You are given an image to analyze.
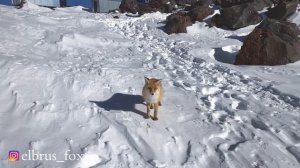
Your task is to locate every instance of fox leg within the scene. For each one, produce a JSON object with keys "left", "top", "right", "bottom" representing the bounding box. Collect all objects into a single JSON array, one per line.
[
  {"left": 153, "top": 103, "right": 158, "bottom": 121},
  {"left": 145, "top": 103, "right": 150, "bottom": 119},
  {"left": 150, "top": 104, "right": 154, "bottom": 109}
]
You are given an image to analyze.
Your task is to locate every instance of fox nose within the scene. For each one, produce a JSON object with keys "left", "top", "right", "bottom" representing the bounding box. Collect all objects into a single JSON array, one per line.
[{"left": 151, "top": 93, "right": 154, "bottom": 95}]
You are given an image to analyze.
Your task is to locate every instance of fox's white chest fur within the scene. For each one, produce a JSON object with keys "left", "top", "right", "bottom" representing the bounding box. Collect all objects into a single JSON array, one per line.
[{"left": 143, "top": 88, "right": 160, "bottom": 103}]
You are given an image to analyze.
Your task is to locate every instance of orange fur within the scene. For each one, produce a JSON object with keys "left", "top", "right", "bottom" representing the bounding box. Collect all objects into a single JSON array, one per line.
[{"left": 142, "top": 77, "right": 164, "bottom": 120}]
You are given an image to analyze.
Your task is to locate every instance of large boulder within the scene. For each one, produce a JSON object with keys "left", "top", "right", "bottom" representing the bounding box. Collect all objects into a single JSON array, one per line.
[
  {"left": 251, "top": 0, "right": 274, "bottom": 10},
  {"left": 193, "top": 0, "right": 213, "bottom": 6},
  {"left": 218, "top": 0, "right": 274, "bottom": 11},
  {"left": 148, "top": 0, "right": 177, "bottom": 13},
  {"left": 266, "top": 0, "right": 299, "bottom": 20},
  {"left": 119, "top": 0, "right": 139, "bottom": 14},
  {"left": 211, "top": 3, "right": 262, "bottom": 30},
  {"left": 185, "top": 0, "right": 214, "bottom": 10},
  {"left": 220, "top": 0, "right": 254, "bottom": 8},
  {"left": 137, "top": 3, "right": 155, "bottom": 15},
  {"left": 120, "top": 0, "right": 177, "bottom": 15},
  {"left": 235, "top": 19, "right": 300, "bottom": 65},
  {"left": 165, "top": 12, "right": 193, "bottom": 34},
  {"left": 175, "top": 0, "right": 198, "bottom": 6},
  {"left": 188, "top": 5, "right": 214, "bottom": 22},
  {"left": 214, "top": 0, "right": 221, "bottom": 5}
]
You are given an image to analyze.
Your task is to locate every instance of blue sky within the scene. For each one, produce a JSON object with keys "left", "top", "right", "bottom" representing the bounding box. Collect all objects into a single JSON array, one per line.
[{"left": 0, "top": 0, "right": 91, "bottom": 8}]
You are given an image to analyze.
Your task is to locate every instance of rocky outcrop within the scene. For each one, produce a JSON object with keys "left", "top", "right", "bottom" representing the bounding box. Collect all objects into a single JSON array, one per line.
[
  {"left": 165, "top": 0, "right": 214, "bottom": 34},
  {"left": 218, "top": 0, "right": 274, "bottom": 11},
  {"left": 187, "top": 4, "right": 214, "bottom": 22},
  {"left": 211, "top": 3, "right": 262, "bottom": 30},
  {"left": 165, "top": 12, "right": 193, "bottom": 34},
  {"left": 251, "top": 0, "right": 274, "bottom": 10},
  {"left": 220, "top": 0, "right": 254, "bottom": 8},
  {"left": 148, "top": 0, "right": 177, "bottom": 13},
  {"left": 266, "top": 0, "right": 299, "bottom": 20},
  {"left": 214, "top": 0, "right": 221, "bottom": 5},
  {"left": 175, "top": 0, "right": 198, "bottom": 6},
  {"left": 119, "top": 0, "right": 139, "bottom": 14},
  {"left": 235, "top": 19, "right": 300, "bottom": 65},
  {"left": 193, "top": 0, "right": 214, "bottom": 6},
  {"left": 120, "top": 0, "right": 177, "bottom": 15}
]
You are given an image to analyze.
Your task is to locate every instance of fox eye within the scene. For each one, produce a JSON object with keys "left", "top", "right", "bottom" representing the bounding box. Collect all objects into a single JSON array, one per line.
[{"left": 148, "top": 87, "right": 151, "bottom": 90}]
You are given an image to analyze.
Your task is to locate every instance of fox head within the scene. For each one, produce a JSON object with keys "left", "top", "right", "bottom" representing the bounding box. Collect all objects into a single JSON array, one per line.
[{"left": 144, "top": 77, "right": 162, "bottom": 96}]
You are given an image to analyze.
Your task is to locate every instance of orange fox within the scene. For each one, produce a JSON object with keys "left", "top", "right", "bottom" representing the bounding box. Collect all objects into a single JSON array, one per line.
[{"left": 142, "top": 77, "right": 164, "bottom": 120}]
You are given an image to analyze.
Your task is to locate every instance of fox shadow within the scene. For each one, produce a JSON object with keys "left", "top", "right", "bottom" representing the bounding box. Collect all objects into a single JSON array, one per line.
[{"left": 90, "top": 93, "right": 146, "bottom": 117}]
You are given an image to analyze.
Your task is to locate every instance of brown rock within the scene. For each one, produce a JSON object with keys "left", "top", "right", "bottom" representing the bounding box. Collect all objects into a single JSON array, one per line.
[
  {"left": 175, "top": 0, "right": 198, "bottom": 6},
  {"left": 148, "top": 0, "right": 177, "bottom": 13},
  {"left": 188, "top": 5, "right": 214, "bottom": 22},
  {"left": 266, "top": 0, "right": 299, "bottom": 20},
  {"left": 219, "top": 0, "right": 274, "bottom": 11},
  {"left": 193, "top": 0, "right": 213, "bottom": 6},
  {"left": 220, "top": 0, "right": 254, "bottom": 8},
  {"left": 119, "top": 0, "right": 139, "bottom": 14},
  {"left": 235, "top": 19, "right": 300, "bottom": 65},
  {"left": 211, "top": 3, "right": 262, "bottom": 30},
  {"left": 165, "top": 12, "right": 193, "bottom": 34}
]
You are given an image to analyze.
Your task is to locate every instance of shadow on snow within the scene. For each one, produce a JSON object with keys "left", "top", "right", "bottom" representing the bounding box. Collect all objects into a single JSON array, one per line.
[{"left": 90, "top": 93, "right": 146, "bottom": 117}]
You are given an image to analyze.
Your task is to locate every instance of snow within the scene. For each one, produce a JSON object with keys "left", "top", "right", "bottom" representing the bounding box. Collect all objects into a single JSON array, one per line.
[{"left": 0, "top": 3, "right": 300, "bottom": 168}]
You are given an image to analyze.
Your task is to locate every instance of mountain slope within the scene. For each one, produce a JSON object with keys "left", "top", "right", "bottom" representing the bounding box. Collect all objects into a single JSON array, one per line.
[{"left": 0, "top": 3, "right": 300, "bottom": 168}]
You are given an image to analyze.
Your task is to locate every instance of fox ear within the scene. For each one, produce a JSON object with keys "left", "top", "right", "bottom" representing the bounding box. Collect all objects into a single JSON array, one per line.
[
  {"left": 144, "top": 77, "right": 150, "bottom": 84},
  {"left": 156, "top": 79, "right": 162, "bottom": 85}
]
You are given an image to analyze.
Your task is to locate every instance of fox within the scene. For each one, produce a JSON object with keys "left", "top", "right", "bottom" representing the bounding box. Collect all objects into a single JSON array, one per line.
[{"left": 142, "top": 77, "right": 164, "bottom": 120}]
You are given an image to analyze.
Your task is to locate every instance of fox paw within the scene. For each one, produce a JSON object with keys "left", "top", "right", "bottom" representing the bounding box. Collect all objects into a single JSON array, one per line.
[
  {"left": 144, "top": 115, "right": 150, "bottom": 119},
  {"left": 153, "top": 117, "right": 158, "bottom": 121}
]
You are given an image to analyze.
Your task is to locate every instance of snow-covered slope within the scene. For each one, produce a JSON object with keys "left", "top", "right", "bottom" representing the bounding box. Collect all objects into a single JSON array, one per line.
[{"left": 0, "top": 3, "right": 300, "bottom": 168}]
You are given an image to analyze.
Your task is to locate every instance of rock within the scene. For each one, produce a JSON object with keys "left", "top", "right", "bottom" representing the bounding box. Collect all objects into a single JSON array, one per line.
[
  {"left": 120, "top": 0, "right": 177, "bottom": 15},
  {"left": 235, "top": 19, "right": 300, "bottom": 65},
  {"left": 218, "top": 0, "right": 274, "bottom": 11},
  {"left": 140, "top": 0, "right": 177, "bottom": 15},
  {"left": 14, "top": 0, "right": 27, "bottom": 9},
  {"left": 193, "top": 0, "right": 213, "bottom": 6},
  {"left": 119, "top": 0, "right": 139, "bottom": 14},
  {"left": 251, "top": 0, "right": 274, "bottom": 10},
  {"left": 188, "top": 5, "right": 214, "bottom": 22},
  {"left": 165, "top": 12, "right": 193, "bottom": 34},
  {"left": 137, "top": 3, "right": 156, "bottom": 15},
  {"left": 272, "top": 0, "right": 281, "bottom": 4},
  {"left": 163, "top": 0, "right": 213, "bottom": 34},
  {"left": 148, "top": 0, "right": 177, "bottom": 13},
  {"left": 214, "top": 0, "right": 221, "bottom": 5},
  {"left": 266, "top": 0, "right": 299, "bottom": 20},
  {"left": 185, "top": 0, "right": 214, "bottom": 10},
  {"left": 175, "top": 0, "right": 198, "bottom": 6},
  {"left": 220, "top": 0, "right": 254, "bottom": 8},
  {"left": 211, "top": 3, "right": 262, "bottom": 30},
  {"left": 258, "top": 17, "right": 299, "bottom": 42}
]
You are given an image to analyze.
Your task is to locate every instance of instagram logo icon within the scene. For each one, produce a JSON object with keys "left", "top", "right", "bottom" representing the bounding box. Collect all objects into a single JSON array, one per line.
[{"left": 8, "top": 150, "right": 19, "bottom": 161}]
